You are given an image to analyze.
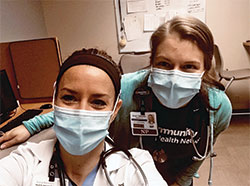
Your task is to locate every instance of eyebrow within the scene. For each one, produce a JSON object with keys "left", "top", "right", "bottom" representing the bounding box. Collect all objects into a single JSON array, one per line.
[
  {"left": 154, "top": 56, "right": 170, "bottom": 61},
  {"left": 155, "top": 56, "right": 202, "bottom": 65},
  {"left": 183, "top": 61, "right": 201, "bottom": 67},
  {"left": 91, "top": 93, "right": 112, "bottom": 99},
  {"left": 60, "top": 87, "right": 112, "bottom": 98},
  {"left": 60, "top": 87, "right": 77, "bottom": 95},
  {"left": 154, "top": 56, "right": 171, "bottom": 64}
]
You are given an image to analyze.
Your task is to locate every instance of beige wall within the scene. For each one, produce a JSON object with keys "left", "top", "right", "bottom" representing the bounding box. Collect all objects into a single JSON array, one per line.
[
  {"left": 206, "top": 0, "right": 250, "bottom": 110},
  {"left": 41, "top": 0, "right": 119, "bottom": 62},
  {"left": 206, "top": 0, "right": 250, "bottom": 70},
  {"left": 0, "top": 1, "right": 48, "bottom": 42}
]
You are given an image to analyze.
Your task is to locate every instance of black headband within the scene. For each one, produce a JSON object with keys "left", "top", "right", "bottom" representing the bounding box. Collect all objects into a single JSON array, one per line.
[{"left": 56, "top": 54, "right": 121, "bottom": 98}]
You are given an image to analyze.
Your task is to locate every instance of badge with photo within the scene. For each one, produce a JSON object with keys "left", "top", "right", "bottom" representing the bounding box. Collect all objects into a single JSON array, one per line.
[{"left": 130, "top": 112, "right": 158, "bottom": 136}]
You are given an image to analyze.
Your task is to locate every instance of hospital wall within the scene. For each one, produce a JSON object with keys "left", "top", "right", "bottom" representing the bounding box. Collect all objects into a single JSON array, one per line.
[
  {"left": 0, "top": 0, "right": 249, "bottom": 110},
  {"left": 0, "top": 1, "right": 48, "bottom": 43}
]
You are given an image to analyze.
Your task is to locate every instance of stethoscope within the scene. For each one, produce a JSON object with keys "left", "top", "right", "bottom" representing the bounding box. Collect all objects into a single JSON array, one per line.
[
  {"left": 186, "top": 116, "right": 217, "bottom": 186},
  {"left": 100, "top": 136, "right": 149, "bottom": 186},
  {"left": 48, "top": 137, "right": 149, "bottom": 186}
]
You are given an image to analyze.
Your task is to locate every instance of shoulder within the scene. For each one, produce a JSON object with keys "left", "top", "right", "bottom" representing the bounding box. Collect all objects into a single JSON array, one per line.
[
  {"left": 103, "top": 144, "right": 167, "bottom": 185},
  {"left": 129, "top": 147, "right": 153, "bottom": 161},
  {"left": 208, "top": 88, "right": 232, "bottom": 116},
  {"left": 118, "top": 69, "right": 150, "bottom": 113},
  {"left": 120, "top": 69, "right": 150, "bottom": 105},
  {"left": 128, "top": 148, "right": 168, "bottom": 185},
  {"left": 104, "top": 143, "right": 153, "bottom": 170},
  {"left": 208, "top": 88, "right": 232, "bottom": 135},
  {"left": 121, "top": 69, "right": 150, "bottom": 88},
  {"left": 0, "top": 139, "right": 56, "bottom": 185},
  {"left": 10, "top": 138, "right": 56, "bottom": 162},
  {"left": 208, "top": 88, "right": 232, "bottom": 110}
]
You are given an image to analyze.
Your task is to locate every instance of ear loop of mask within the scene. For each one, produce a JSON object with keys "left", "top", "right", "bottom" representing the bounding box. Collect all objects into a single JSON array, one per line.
[
  {"left": 109, "top": 90, "right": 121, "bottom": 123},
  {"left": 201, "top": 71, "right": 205, "bottom": 78},
  {"left": 150, "top": 65, "right": 153, "bottom": 72},
  {"left": 52, "top": 81, "right": 57, "bottom": 110}
]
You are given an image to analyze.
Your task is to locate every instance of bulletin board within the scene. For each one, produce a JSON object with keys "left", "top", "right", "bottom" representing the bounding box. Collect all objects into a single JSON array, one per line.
[{"left": 114, "top": 0, "right": 206, "bottom": 53}]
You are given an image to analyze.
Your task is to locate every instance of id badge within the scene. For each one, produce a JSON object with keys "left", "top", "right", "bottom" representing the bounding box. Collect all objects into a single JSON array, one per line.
[
  {"left": 32, "top": 176, "right": 69, "bottom": 186},
  {"left": 130, "top": 112, "right": 158, "bottom": 136}
]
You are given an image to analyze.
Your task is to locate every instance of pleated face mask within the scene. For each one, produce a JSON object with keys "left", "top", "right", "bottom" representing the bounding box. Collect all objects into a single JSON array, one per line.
[
  {"left": 53, "top": 96, "right": 119, "bottom": 156},
  {"left": 148, "top": 68, "right": 204, "bottom": 109}
]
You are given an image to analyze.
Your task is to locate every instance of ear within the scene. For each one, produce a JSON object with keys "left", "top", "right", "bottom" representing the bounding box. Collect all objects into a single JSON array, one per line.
[{"left": 109, "top": 99, "right": 122, "bottom": 124}]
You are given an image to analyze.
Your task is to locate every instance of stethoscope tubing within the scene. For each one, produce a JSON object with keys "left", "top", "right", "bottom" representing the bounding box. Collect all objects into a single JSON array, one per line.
[
  {"left": 101, "top": 138, "right": 149, "bottom": 186},
  {"left": 208, "top": 118, "right": 214, "bottom": 186},
  {"left": 130, "top": 156, "right": 149, "bottom": 186},
  {"left": 189, "top": 125, "right": 210, "bottom": 161},
  {"left": 189, "top": 121, "right": 216, "bottom": 186},
  {"left": 102, "top": 153, "right": 149, "bottom": 186}
]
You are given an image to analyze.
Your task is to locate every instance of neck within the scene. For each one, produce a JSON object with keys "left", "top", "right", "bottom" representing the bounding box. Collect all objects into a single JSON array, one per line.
[{"left": 59, "top": 141, "right": 104, "bottom": 185}]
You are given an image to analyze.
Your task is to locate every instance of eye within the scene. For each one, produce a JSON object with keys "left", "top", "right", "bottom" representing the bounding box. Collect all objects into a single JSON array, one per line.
[
  {"left": 182, "top": 64, "right": 200, "bottom": 72},
  {"left": 91, "top": 99, "right": 107, "bottom": 109},
  {"left": 60, "top": 95, "right": 77, "bottom": 103},
  {"left": 155, "top": 61, "right": 172, "bottom": 70}
]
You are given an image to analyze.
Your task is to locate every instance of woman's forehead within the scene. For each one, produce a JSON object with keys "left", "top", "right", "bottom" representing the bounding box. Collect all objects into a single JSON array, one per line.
[
  {"left": 59, "top": 65, "right": 116, "bottom": 96},
  {"left": 62, "top": 65, "right": 110, "bottom": 81},
  {"left": 155, "top": 35, "right": 204, "bottom": 63}
]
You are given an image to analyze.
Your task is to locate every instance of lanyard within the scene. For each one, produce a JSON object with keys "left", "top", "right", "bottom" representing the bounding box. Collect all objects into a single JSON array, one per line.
[
  {"left": 48, "top": 141, "right": 69, "bottom": 186},
  {"left": 134, "top": 86, "right": 151, "bottom": 115}
]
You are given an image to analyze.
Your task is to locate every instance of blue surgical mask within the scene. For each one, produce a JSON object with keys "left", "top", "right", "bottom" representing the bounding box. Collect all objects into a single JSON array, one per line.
[
  {"left": 53, "top": 101, "right": 118, "bottom": 155},
  {"left": 148, "top": 68, "right": 203, "bottom": 109}
]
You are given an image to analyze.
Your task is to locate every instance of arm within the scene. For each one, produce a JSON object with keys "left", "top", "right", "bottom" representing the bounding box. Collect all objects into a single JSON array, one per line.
[
  {"left": 0, "top": 140, "right": 54, "bottom": 185},
  {"left": 175, "top": 160, "right": 203, "bottom": 186},
  {"left": 0, "top": 154, "right": 24, "bottom": 185},
  {"left": 0, "top": 144, "right": 37, "bottom": 185},
  {"left": 0, "top": 112, "right": 54, "bottom": 149},
  {"left": 23, "top": 111, "right": 54, "bottom": 135},
  {"left": 211, "top": 90, "right": 232, "bottom": 139}
]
